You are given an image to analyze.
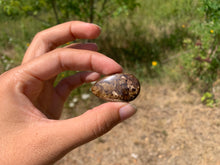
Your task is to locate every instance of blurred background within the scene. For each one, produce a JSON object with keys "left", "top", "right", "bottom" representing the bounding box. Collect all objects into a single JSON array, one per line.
[{"left": 0, "top": 0, "right": 220, "bottom": 164}]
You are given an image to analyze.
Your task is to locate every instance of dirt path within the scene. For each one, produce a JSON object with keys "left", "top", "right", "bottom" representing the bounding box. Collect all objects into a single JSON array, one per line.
[{"left": 56, "top": 83, "right": 220, "bottom": 165}]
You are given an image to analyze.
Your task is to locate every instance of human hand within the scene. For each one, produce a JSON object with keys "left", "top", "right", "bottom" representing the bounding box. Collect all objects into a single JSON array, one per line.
[{"left": 0, "top": 21, "right": 137, "bottom": 165}]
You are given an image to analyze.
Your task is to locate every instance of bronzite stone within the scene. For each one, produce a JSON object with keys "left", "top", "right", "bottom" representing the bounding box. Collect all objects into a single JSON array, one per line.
[{"left": 91, "top": 73, "right": 140, "bottom": 102}]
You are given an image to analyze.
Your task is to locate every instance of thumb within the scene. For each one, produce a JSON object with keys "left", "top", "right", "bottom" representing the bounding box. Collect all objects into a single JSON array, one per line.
[{"left": 46, "top": 102, "right": 136, "bottom": 157}]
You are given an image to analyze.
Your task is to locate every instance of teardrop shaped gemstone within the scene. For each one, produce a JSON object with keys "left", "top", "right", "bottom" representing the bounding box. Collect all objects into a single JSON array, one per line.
[{"left": 91, "top": 73, "right": 140, "bottom": 102}]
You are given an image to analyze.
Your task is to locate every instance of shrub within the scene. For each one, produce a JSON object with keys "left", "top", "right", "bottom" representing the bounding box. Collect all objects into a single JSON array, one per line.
[{"left": 181, "top": 0, "right": 220, "bottom": 93}]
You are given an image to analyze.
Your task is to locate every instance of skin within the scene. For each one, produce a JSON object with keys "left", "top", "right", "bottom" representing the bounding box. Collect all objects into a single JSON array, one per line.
[{"left": 0, "top": 21, "right": 136, "bottom": 165}]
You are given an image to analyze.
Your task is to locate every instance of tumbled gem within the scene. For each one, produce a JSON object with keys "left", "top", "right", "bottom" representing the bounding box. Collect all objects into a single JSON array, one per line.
[{"left": 91, "top": 73, "right": 140, "bottom": 102}]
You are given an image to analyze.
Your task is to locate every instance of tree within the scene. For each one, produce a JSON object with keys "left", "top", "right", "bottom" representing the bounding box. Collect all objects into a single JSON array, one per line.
[{"left": 0, "top": 0, "right": 139, "bottom": 26}]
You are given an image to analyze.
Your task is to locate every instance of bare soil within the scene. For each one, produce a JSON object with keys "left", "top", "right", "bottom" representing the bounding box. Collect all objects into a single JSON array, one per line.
[{"left": 56, "top": 82, "right": 220, "bottom": 165}]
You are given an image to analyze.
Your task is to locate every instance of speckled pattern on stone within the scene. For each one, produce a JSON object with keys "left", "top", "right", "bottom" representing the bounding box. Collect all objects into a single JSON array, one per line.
[{"left": 91, "top": 73, "right": 140, "bottom": 102}]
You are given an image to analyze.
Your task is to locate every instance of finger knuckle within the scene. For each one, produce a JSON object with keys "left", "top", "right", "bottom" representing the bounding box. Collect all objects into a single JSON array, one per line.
[
  {"left": 34, "top": 31, "right": 46, "bottom": 41},
  {"left": 34, "top": 31, "right": 54, "bottom": 49}
]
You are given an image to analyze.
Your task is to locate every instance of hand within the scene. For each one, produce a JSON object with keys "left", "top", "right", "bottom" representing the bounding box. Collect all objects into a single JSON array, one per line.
[{"left": 0, "top": 21, "right": 137, "bottom": 165}]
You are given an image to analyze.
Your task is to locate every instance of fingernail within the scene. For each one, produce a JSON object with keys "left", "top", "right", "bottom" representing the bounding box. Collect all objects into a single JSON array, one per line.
[
  {"left": 119, "top": 104, "right": 137, "bottom": 121},
  {"left": 92, "top": 23, "right": 102, "bottom": 30},
  {"left": 87, "top": 72, "right": 100, "bottom": 81},
  {"left": 87, "top": 23, "right": 102, "bottom": 30}
]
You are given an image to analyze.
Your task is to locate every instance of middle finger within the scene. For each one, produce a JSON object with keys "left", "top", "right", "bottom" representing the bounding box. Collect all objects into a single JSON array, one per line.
[{"left": 23, "top": 21, "right": 101, "bottom": 64}]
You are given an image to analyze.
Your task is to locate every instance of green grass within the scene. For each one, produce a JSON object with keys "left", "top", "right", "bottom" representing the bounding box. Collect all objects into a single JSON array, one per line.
[
  {"left": 0, "top": 0, "right": 201, "bottom": 70},
  {"left": 0, "top": 16, "right": 44, "bottom": 66},
  {"left": 0, "top": 0, "right": 204, "bottom": 107},
  {"left": 97, "top": 0, "right": 201, "bottom": 81}
]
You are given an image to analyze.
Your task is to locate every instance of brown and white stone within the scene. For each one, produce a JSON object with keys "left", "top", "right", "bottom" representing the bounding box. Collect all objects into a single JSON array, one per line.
[{"left": 91, "top": 73, "right": 140, "bottom": 102}]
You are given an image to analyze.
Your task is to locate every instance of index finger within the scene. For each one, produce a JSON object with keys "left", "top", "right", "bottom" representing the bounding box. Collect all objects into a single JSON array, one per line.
[
  {"left": 23, "top": 21, "right": 101, "bottom": 63},
  {"left": 20, "top": 48, "right": 123, "bottom": 82}
]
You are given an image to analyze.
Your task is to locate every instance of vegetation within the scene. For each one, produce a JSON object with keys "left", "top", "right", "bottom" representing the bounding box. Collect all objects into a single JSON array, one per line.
[
  {"left": 0, "top": 0, "right": 220, "bottom": 107},
  {"left": 182, "top": 0, "right": 220, "bottom": 92},
  {"left": 0, "top": 0, "right": 139, "bottom": 25}
]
